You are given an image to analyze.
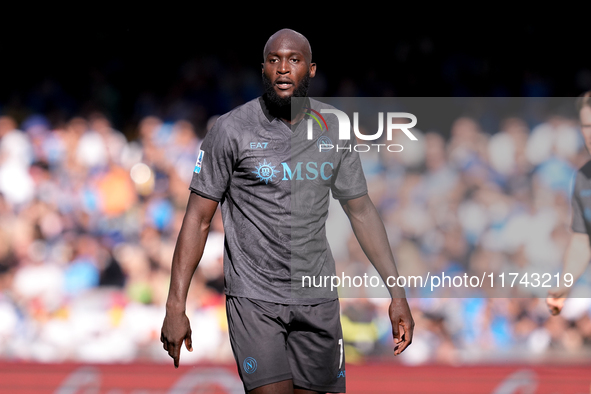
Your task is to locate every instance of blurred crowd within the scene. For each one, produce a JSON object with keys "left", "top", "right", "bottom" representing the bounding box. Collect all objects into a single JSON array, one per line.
[
  {"left": 0, "top": 97, "right": 591, "bottom": 366},
  {"left": 335, "top": 111, "right": 591, "bottom": 364}
]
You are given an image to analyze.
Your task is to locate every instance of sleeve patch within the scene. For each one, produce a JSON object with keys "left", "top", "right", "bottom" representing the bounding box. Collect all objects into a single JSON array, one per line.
[{"left": 194, "top": 150, "right": 205, "bottom": 173}]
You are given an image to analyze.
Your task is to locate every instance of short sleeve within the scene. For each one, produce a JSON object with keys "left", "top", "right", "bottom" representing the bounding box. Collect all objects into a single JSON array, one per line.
[
  {"left": 572, "top": 173, "right": 587, "bottom": 233},
  {"left": 330, "top": 140, "right": 368, "bottom": 200},
  {"left": 189, "top": 118, "right": 235, "bottom": 202}
]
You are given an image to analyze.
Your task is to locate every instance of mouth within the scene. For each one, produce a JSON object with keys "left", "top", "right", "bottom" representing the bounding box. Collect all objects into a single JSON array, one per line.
[{"left": 274, "top": 79, "right": 294, "bottom": 90}]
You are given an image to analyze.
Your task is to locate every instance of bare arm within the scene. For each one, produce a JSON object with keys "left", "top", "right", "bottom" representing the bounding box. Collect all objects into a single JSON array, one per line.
[
  {"left": 161, "top": 191, "right": 219, "bottom": 367},
  {"left": 340, "top": 194, "right": 414, "bottom": 355},
  {"left": 546, "top": 232, "right": 591, "bottom": 315}
]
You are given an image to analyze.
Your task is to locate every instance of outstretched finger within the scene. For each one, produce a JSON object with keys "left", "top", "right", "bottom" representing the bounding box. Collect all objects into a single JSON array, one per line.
[
  {"left": 166, "top": 343, "right": 180, "bottom": 368},
  {"left": 173, "top": 345, "right": 181, "bottom": 368}
]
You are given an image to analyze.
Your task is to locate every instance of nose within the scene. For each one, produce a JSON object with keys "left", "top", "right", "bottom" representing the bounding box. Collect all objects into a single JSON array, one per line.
[{"left": 277, "top": 59, "right": 289, "bottom": 74}]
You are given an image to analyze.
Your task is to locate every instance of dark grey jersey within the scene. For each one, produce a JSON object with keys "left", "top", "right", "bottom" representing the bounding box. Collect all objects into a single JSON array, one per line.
[
  {"left": 189, "top": 97, "right": 367, "bottom": 304},
  {"left": 572, "top": 160, "right": 591, "bottom": 235}
]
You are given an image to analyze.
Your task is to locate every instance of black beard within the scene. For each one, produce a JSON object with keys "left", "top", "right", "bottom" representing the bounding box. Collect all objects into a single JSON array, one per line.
[{"left": 262, "top": 72, "right": 310, "bottom": 120}]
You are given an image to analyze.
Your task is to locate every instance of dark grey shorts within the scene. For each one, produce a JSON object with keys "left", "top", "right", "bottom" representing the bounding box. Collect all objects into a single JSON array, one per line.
[{"left": 226, "top": 296, "right": 346, "bottom": 393}]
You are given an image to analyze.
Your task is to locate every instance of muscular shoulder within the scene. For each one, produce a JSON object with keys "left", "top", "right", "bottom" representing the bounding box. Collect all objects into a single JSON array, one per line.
[{"left": 212, "top": 98, "right": 263, "bottom": 132}]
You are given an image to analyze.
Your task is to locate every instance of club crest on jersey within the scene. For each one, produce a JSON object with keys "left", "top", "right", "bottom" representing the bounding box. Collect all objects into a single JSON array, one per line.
[
  {"left": 317, "top": 136, "right": 333, "bottom": 152},
  {"left": 194, "top": 150, "right": 204, "bottom": 173},
  {"left": 253, "top": 159, "right": 280, "bottom": 184},
  {"left": 243, "top": 357, "right": 257, "bottom": 374}
]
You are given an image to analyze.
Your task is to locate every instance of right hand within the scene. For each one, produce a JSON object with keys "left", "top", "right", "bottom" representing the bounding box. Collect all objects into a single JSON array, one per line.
[
  {"left": 161, "top": 310, "right": 193, "bottom": 368},
  {"left": 546, "top": 288, "right": 567, "bottom": 316}
]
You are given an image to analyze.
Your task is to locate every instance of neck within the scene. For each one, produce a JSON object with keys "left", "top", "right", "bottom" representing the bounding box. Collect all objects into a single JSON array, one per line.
[{"left": 262, "top": 94, "right": 307, "bottom": 124}]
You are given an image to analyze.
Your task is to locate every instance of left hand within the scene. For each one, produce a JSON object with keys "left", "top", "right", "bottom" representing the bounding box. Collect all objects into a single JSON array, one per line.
[
  {"left": 389, "top": 298, "right": 414, "bottom": 355},
  {"left": 546, "top": 287, "right": 568, "bottom": 316}
]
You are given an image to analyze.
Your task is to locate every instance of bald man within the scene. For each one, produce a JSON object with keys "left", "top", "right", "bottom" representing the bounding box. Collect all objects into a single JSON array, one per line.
[{"left": 161, "top": 29, "right": 413, "bottom": 394}]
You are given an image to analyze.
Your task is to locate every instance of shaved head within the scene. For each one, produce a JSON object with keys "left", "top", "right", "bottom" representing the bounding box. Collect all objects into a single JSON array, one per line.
[
  {"left": 261, "top": 28, "right": 316, "bottom": 122},
  {"left": 263, "top": 28, "right": 312, "bottom": 64}
]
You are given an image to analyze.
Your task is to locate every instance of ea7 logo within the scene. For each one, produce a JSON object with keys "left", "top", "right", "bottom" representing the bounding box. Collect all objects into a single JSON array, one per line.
[
  {"left": 307, "top": 110, "right": 417, "bottom": 141},
  {"left": 250, "top": 142, "right": 268, "bottom": 149}
]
